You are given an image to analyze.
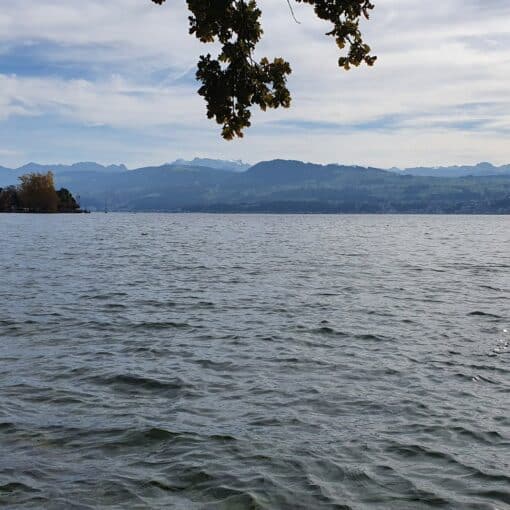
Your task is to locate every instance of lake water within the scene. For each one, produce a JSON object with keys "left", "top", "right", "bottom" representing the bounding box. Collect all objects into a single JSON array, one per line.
[{"left": 0, "top": 213, "right": 509, "bottom": 509}]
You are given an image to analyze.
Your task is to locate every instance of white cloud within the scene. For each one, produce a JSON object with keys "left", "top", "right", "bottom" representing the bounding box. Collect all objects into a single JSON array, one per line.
[
  {"left": 0, "top": 74, "right": 204, "bottom": 127},
  {"left": 1, "top": 0, "right": 510, "bottom": 167}
]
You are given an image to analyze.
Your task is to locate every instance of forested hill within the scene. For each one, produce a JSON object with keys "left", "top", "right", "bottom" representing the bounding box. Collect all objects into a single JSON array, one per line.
[{"left": 1, "top": 159, "right": 510, "bottom": 213}]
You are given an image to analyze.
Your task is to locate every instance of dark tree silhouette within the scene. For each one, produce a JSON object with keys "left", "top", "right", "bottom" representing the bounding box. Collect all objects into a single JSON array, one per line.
[
  {"left": 0, "top": 186, "right": 20, "bottom": 212},
  {"left": 56, "top": 188, "right": 80, "bottom": 212},
  {"left": 151, "top": 0, "right": 375, "bottom": 139}
]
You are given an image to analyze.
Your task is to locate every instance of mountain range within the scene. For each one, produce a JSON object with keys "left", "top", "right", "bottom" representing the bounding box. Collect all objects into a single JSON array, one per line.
[
  {"left": 169, "top": 158, "right": 250, "bottom": 172},
  {"left": 395, "top": 162, "right": 510, "bottom": 178},
  {"left": 1, "top": 159, "right": 510, "bottom": 213}
]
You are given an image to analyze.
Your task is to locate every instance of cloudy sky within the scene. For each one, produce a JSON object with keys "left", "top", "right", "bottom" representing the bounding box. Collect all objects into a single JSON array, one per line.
[{"left": 1, "top": 0, "right": 509, "bottom": 168}]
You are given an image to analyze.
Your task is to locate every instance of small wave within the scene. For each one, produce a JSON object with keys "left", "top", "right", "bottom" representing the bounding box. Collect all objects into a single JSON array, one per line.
[
  {"left": 249, "top": 415, "right": 306, "bottom": 428},
  {"left": 141, "top": 427, "right": 183, "bottom": 441},
  {"left": 0, "top": 482, "right": 40, "bottom": 494},
  {"left": 93, "top": 427, "right": 201, "bottom": 449},
  {"left": 480, "top": 284, "right": 504, "bottom": 291},
  {"left": 135, "top": 299, "right": 177, "bottom": 308},
  {"left": 103, "top": 303, "right": 128, "bottom": 310},
  {"left": 195, "top": 359, "right": 234, "bottom": 371},
  {"left": 354, "top": 333, "right": 390, "bottom": 342},
  {"left": 196, "top": 301, "right": 215, "bottom": 308},
  {"left": 468, "top": 311, "right": 502, "bottom": 318},
  {"left": 201, "top": 486, "right": 266, "bottom": 509},
  {"left": 110, "top": 373, "right": 184, "bottom": 388},
  {"left": 407, "top": 422, "right": 509, "bottom": 446},
  {"left": 311, "top": 326, "right": 348, "bottom": 337},
  {"left": 474, "top": 489, "right": 510, "bottom": 506},
  {"left": 93, "top": 373, "right": 189, "bottom": 395},
  {"left": 80, "top": 292, "right": 128, "bottom": 300},
  {"left": 131, "top": 321, "right": 193, "bottom": 330},
  {"left": 0, "top": 319, "right": 37, "bottom": 327},
  {"left": 458, "top": 373, "right": 497, "bottom": 384},
  {"left": 387, "top": 442, "right": 458, "bottom": 462},
  {"left": 450, "top": 426, "right": 508, "bottom": 445}
]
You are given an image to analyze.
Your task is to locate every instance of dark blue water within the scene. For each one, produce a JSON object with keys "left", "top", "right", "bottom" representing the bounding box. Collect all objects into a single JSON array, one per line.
[{"left": 1, "top": 213, "right": 509, "bottom": 509}]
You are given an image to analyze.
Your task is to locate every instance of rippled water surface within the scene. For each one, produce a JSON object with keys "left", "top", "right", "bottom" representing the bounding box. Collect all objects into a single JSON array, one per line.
[{"left": 1, "top": 213, "right": 509, "bottom": 509}]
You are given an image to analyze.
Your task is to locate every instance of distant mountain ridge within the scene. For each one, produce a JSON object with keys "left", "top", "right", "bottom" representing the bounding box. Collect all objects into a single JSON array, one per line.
[
  {"left": 0, "top": 159, "right": 248, "bottom": 187},
  {"left": 26, "top": 162, "right": 127, "bottom": 173},
  {"left": 169, "top": 158, "right": 250, "bottom": 172},
  {"left": 2, "top": 159, "right": 510, "bottom": 213},
  {"left": 0, "top": 162, "right": 127, "bottom": 187},
  {"left": 396, "top": 162, "right": 510, "bottom": 178}
]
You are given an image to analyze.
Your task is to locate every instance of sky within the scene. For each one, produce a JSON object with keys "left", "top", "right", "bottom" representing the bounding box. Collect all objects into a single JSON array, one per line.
[{"left": 1, "top": 0, "right": 510, "bottom": 168}]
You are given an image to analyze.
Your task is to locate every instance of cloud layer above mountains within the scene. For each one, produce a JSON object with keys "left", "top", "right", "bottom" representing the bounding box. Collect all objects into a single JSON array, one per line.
[{"left": 1, "top": 0, "right": 509, "bottom": 167}]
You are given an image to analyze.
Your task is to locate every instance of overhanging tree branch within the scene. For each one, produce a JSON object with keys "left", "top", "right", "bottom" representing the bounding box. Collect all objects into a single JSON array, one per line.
[{"left": 151, "top": 0, "right": 376, "bottom": 139}]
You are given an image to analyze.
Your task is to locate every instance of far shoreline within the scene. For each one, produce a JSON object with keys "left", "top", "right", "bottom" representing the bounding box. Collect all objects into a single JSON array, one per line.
[
  {"left": 27, "top": 210, "right": 509, "bottom": 216},
  {"left": 0, "top": 210, "right": 90, "bottom": 214}
]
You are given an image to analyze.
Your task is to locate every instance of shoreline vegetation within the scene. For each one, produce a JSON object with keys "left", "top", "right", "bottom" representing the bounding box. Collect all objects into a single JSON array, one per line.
[{"left": 0, "top": 171, "right": 88, "bottom": 214}]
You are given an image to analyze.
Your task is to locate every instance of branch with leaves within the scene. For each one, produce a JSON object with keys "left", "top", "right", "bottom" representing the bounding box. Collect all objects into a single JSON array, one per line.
[{"left": 151, "top": 0, "right": 376, "bottom": 139}]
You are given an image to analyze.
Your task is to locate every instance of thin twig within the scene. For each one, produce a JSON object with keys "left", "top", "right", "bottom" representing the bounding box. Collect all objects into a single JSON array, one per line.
[{"left": 286, "top": 0, "right": 301, "bottom": 24}]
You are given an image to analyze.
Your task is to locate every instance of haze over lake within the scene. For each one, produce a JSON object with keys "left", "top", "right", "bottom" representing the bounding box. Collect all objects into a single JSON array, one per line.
[{"left": 1, "top": 213, "right": 509, "bottom": 509}]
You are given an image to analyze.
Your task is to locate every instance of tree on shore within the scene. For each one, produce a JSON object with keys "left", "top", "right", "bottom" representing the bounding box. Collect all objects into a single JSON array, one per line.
[
  {"left": 150, "top": 0, "right": 375, "bottom": 139},
  {"left": 0, "top": 172, "right": 80, "bottom": 213},
  {"left": 18, "top": 172, "right": 59, "bottom": 212},
  {"left": 0, "top": 186, "right": 20, "bottom": 212},
  {"left": 56, "top": 188, "right": 80, "bottom": 212}
]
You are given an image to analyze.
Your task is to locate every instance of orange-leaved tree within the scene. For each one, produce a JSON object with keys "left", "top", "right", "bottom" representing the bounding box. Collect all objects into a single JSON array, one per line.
[{"left": 18, "top": 172, "right": 59, "bottom": 212}]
